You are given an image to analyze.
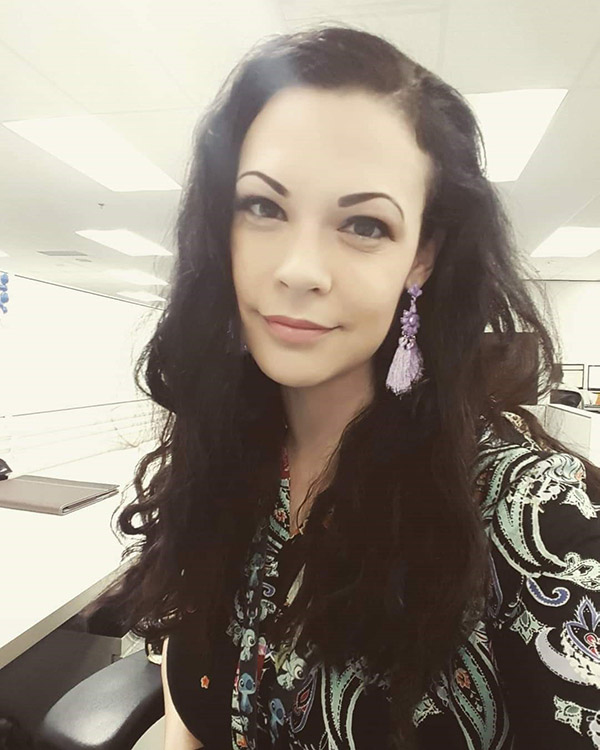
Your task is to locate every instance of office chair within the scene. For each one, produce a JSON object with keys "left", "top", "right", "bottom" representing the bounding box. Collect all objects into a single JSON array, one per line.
[
  {"left": 550, "top": 388, "right": 584, "bottom": 409},
  {"left": 35, "top": 649, "right": 163, "bottom": 750}
]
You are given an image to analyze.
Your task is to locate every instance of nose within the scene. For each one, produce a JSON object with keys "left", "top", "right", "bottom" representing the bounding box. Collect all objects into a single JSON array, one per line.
[{"left": 273, "top": 228, "right": 333, "bottom": 293}]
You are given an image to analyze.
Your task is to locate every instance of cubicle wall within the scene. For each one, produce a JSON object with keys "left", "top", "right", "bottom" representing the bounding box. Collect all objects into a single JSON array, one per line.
[
  {"left": 0, "top": 273, "right": 164, "bottom": 475},
  {"left": 525, "top": 402, "right": 600, "bottom": 467}
]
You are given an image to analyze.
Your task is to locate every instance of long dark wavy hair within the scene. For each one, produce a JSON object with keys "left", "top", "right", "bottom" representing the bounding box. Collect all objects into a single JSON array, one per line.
[{"left": 88, "top": 24, "right": 600, "bottom": 747}]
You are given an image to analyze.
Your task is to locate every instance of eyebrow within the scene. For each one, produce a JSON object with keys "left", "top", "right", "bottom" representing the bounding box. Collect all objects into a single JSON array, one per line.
[{"left": 236, "top": 170, "right": 405, "bottom": 222}]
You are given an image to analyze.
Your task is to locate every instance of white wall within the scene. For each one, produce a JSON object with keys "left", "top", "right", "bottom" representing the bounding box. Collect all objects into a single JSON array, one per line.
[
  {"left": 0, "top": 273, "right": 163, "bottom": 474},
  {"left": 527, "top": 280, "right": 600, "bottom": 384}
]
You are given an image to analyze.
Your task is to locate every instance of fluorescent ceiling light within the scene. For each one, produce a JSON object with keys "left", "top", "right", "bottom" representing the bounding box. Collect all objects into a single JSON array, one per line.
[
  {"left": 531, "top": 226, "right": 600, "bottom": 258},
  {"left": 117, "top": 290, "right": 166, "bottom": 302},
  {"left": 465, "top": 89, "right": 568, "bottom": 182},
  {"left": 76, "top": 229, "right": 172, "bottom": 257},
  {"left": 108, "top": 269, "right": 167, "bottom": 285},
  {"left": 3, "top": 115, "right": 181, "bottom": 192}
]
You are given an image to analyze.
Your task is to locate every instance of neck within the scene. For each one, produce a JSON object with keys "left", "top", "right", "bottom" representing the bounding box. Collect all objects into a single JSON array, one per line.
[{"left": 282, "top": 360, "right": 375, "bottom": 464}]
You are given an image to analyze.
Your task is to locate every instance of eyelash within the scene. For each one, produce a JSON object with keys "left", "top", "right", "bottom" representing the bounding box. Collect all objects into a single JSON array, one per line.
[{"left": 233, "top": 195, "right": 393, "bottom": 242}]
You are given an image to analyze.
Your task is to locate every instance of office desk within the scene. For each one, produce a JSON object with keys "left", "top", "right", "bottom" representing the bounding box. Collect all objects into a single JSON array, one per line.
[
  {"left": 0, "top": 441, "right": 155, "bottom": 670},
  {"left": 544, "top": 404, "right": 600, "bottom": 467}
]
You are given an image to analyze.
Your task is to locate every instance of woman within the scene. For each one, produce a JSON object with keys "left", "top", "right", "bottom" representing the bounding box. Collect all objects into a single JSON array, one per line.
[{"left": 91, "top": 25, "right": 600, "bottom": 749}]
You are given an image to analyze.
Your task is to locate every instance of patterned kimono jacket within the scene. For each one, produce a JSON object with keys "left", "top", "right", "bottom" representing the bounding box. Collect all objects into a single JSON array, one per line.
[{"left": 146, "top": 411, "right": 600, "bottom": 749}]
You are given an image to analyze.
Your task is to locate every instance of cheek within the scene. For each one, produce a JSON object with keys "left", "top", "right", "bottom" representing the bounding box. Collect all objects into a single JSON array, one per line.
[
  {"left": 231, "top": 248, "right": 259, "bottom": 304},
  {"left": 230, "top": 229, "right": 248, "bottom": 290},
  {"left": 231, "top": 232, "right": 274, "bottom": 300},
  {"left": 359, "top": 305, "right": 399, "bottom": 353},
  {"left": 332, "top": 296, "right": 400, "bottom": 369},
  {"left": 350, "top": 277, "right": 403, "bottom": 338}
]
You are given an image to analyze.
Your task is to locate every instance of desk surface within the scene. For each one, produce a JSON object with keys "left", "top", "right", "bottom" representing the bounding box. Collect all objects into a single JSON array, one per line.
[{"left": 0, "top": 441, "right": 156, "bottom": 669}]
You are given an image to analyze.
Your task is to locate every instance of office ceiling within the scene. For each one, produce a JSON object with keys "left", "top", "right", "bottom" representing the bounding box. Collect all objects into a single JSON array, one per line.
[{"left": 1, "top": 0, "right": 599, "bottom": 306}]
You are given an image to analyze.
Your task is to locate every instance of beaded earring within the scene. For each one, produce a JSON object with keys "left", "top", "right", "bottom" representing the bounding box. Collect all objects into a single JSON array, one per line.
[{"left": 385, "top": 283, "right": 424, "bottom": 396}]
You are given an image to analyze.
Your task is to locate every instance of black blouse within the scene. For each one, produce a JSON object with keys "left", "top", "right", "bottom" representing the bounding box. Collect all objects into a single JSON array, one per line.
[{"left": 147, "top": 411, "right": 600, "bottom": 749}]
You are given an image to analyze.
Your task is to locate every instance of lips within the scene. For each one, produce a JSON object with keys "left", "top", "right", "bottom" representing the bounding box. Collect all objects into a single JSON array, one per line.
[
  {"left": 263, "top": 316, "right": 335, "bottom": 344},
  {"left": 264, "top": 315, "right": 334, "bottom": 330}
]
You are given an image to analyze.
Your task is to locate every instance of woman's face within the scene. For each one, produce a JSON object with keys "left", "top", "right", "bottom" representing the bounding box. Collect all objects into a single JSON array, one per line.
[{"left": 230, "top": 86, "right": 438, "bottom": 390}]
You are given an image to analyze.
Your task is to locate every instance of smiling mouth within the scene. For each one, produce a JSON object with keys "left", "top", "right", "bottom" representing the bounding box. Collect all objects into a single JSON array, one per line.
[
  {"left": 262, "top": 315, "right": 338, "bottom": 344},
  {"left": 263, "top": 314, "right": 335, "bottom": 330}
]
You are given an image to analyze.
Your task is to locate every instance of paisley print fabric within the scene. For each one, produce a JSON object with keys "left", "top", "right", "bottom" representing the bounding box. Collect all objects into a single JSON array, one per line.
[{"left": 147, "top": 411, "right": 600, "bottom": 748}]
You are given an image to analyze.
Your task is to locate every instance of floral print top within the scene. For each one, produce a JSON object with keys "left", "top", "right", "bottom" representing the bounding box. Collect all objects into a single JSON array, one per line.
[{"left": 147, "top": 411, "right": 600, "bottom": 749}]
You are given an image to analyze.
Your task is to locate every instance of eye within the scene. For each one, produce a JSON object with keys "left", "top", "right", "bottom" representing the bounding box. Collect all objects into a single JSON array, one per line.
[
  {"left": 233, "top": 194, "right": 393, "bottom": 242},
  {"left": 340, "top": 216, "right": 392, "bottom": 241},
  {"left": 234, "top": 195, "right": 283, "bottom": 220}
]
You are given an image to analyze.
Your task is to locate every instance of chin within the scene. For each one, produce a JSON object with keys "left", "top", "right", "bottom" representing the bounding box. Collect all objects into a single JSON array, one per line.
[{"left": 251, "top": 354, "right": 328, "bottom": 389}]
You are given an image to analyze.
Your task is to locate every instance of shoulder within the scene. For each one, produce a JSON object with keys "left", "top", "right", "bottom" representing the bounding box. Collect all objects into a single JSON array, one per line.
[
  {"left": 474, "top": 410, "right": 600, "bottom": 585},
  {"left": 474, "top": 410, "right": 593, "bottom": 518}
]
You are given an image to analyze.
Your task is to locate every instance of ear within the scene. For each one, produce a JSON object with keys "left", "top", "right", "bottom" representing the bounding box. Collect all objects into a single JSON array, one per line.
[{"left": 405, "top": 228, "right": 445, "bottom": 290}]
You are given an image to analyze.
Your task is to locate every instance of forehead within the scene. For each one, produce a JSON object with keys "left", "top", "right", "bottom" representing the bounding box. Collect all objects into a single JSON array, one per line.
[{"left": 237, "top": 86, "right": 432, "bottom": 210}]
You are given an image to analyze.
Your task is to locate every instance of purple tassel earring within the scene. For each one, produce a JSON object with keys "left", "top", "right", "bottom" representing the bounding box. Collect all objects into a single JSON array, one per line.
[{"left": 386, "top": 283, "right": 424, "bottom": 396}]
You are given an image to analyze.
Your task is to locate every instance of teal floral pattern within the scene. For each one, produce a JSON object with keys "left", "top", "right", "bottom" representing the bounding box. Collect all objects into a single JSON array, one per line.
[{"left": 147, "top": 411, "right": 600, "bottom": 748}]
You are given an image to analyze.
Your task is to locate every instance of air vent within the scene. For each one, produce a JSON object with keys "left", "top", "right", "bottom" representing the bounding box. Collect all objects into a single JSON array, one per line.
[{"left": 37, "top": 250, "right": 89, "bottom": 257}]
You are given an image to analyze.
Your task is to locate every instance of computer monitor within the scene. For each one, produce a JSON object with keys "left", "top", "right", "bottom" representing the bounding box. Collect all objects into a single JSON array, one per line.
[
  {"left": 587, "top": 365, "right": 600, "bottom": 392},
  {"left": 560, "top": 364, "right": 585, "bottom": 390}
]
